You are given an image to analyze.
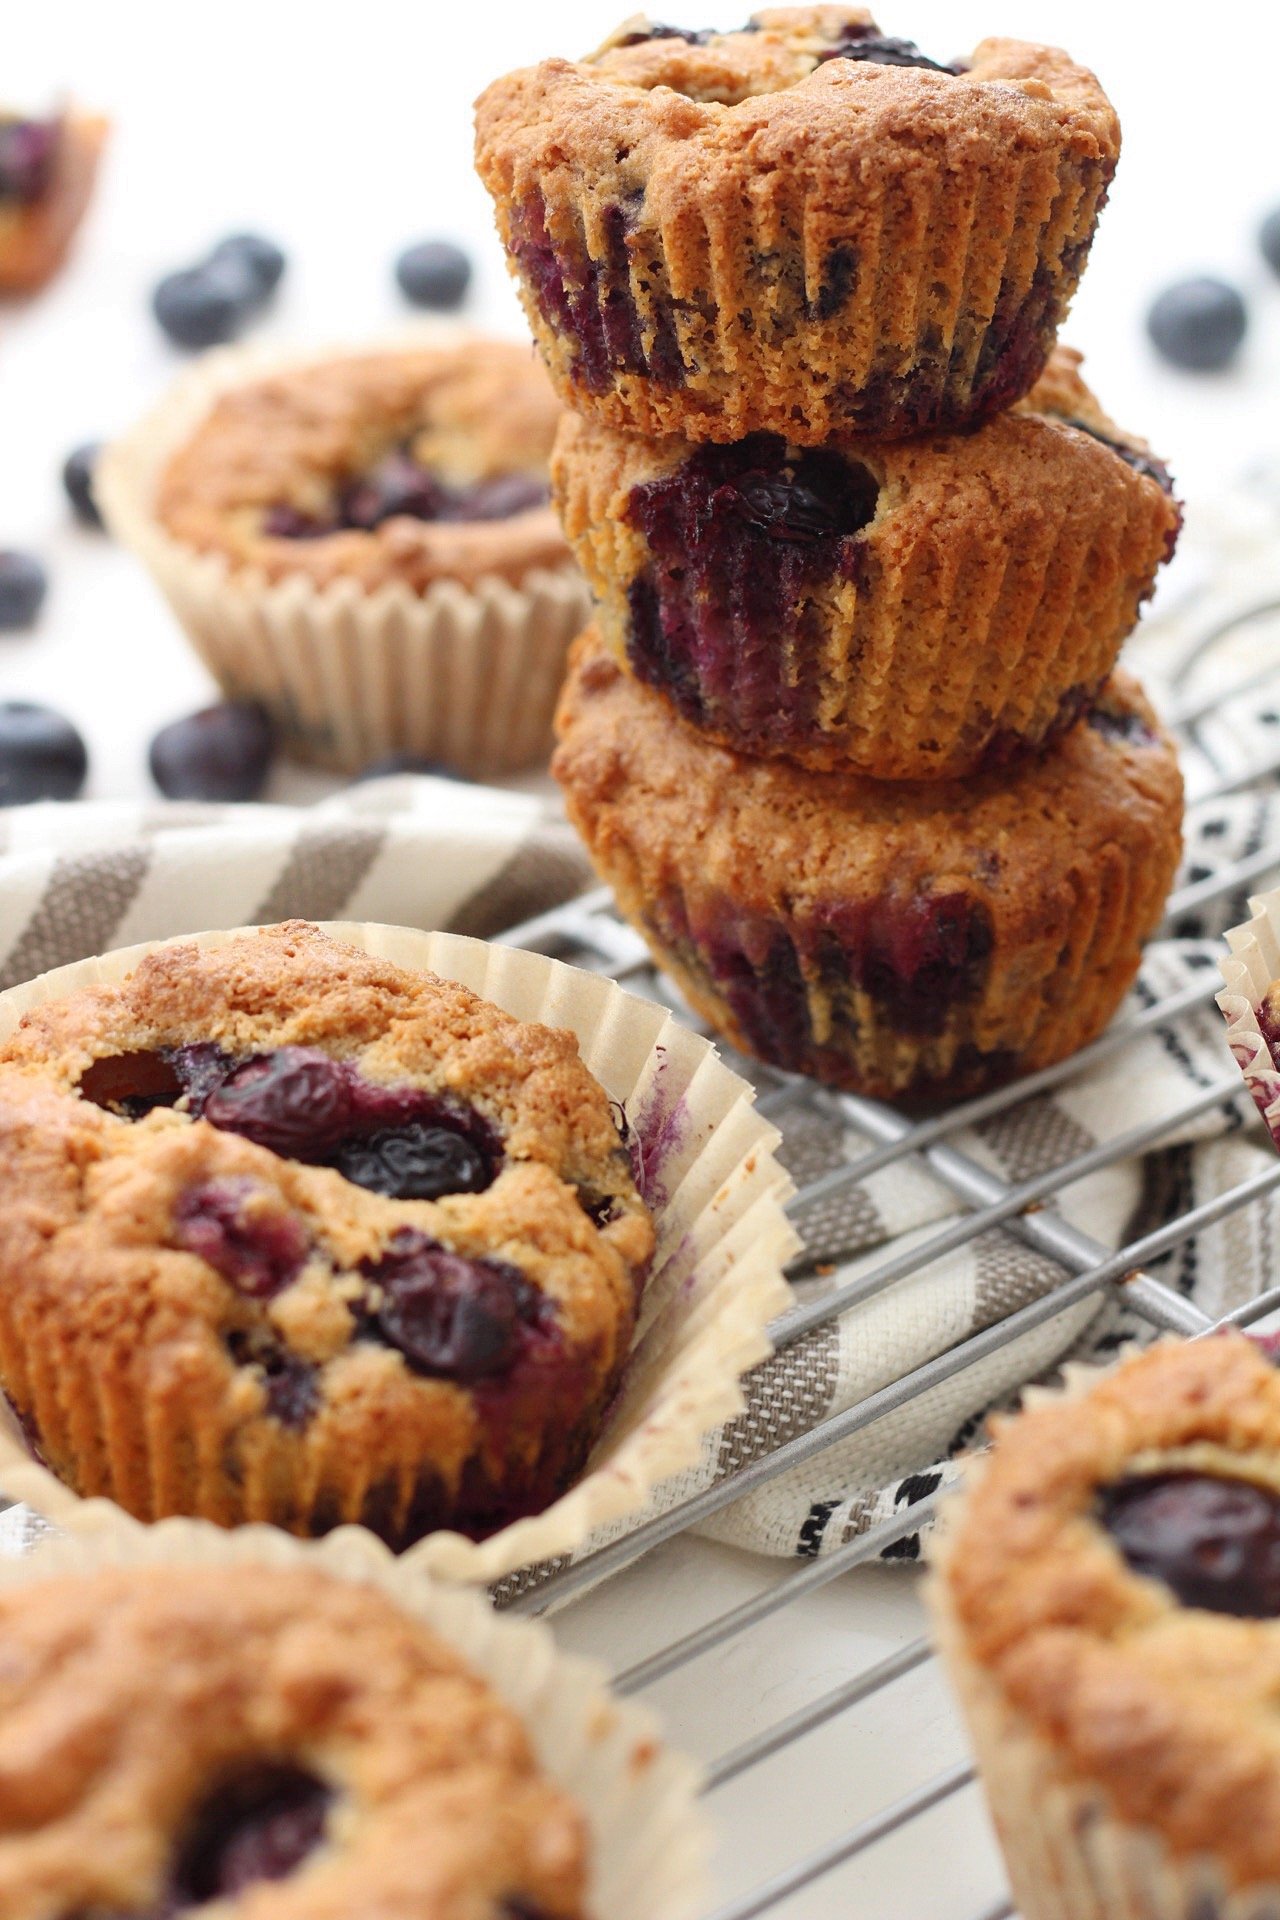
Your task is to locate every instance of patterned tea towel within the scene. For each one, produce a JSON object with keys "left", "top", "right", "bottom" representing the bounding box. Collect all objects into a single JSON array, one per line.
[{"left": 2, "top": 479, "right": 1280, "bottom": 1579}]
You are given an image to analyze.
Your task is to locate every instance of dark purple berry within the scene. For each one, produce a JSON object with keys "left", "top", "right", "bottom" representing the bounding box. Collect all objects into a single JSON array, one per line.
[
  {"left": 169, "top": 1041, "right": 236, "bottom": 1110},
  {"left": 0, "top": 701, "right": 87, "bottom": 804},
  {"left": 1261, "top": 208, "right": 1280, "bottom": 278},
  {"left": 394, "top": 239, "right": 472, "bottom": 311},
  {"left": 448, "top": 472, "right": 549, "bottom": 521},
  {"left": 62, "top": 442, "right": 105, "bottom": 529},
  {"left": 1087, "top": 702, "right": 1156, "bottom": 749},
  {"left": 171, "top": 1766, "right": 330, "bottom": 1902},
  {"left": 364, "top": 1230, "right": 529, "bottom": 1379},
  {"left": 261, "top": 503, "right": 336, "bottom": 540},
  {"left": 0, "top": 117, "right": 58, "bottom": 202},
  {"left": 208, "top": 232, "right": 286, "bottom": 301},
  {"left": 613, "top": 22, "right": 717, "bottom": 45},
  {"left": 1147, "top": 277, "right": 1247, "bottom": 372},
  {"left": 1099, "top": 1471, "right": 1280, "bottom": 1617},
  {"left": 225, "top": 1331, "right": 319, "bottom": 1430},
  {"left": 152, "top": 264, "right": 252, "bottom": 350},
  {"left": 173, "top": 1179, "right": 309, "bottom": 1297},
  {"left": 342, "top": 451, "right": 449, "bottom": 530},
  {"left": 820, "top": 24, "right": 956, "bottom": 71},
  {"left": 332, "top": 1122, "right": 492, "bottom": 1201},
  {"left": 149, "top": 701, "right": 275, "bottom": 802},
  {"left": 0, "top": 550, "right": 48, "bottom": 629},
  {"left": 203, "top": 1049, "right": 356, "bottom": 1157}
]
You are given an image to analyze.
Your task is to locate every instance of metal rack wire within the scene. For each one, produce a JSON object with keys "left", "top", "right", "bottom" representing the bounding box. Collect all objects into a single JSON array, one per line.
[{"left": 489, "top": 593, "right": 1280, "bottom": 1920}]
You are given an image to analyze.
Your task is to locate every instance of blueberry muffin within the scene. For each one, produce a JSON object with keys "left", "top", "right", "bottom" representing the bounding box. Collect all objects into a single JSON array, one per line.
[
  {"left": 554, "top": 632, "right": 1183, "bottom": 1101},
  {"left": 0, "top": 922, "right": 653, "bottom": 1545},
  {"left": 475, "top": 9, "right": 1120, "bottom": 444},
  {"left": 554, "top": 347, "right": 1179, "bottom": 779},
  {"left": 152, "top": 342, "right": 571, "bottom": 596},
  {"left": 0, "top": 107, "right": 106, "bottom": 293},
  {"left": 930, "top": 1335, "right": 1280, "bottom": 1920},
  {"left": 0, "top": 1560, "right": 587, "bottom": 1917},
  {"left": 98, "top": 341, "right": 592, "bottom": 776}
]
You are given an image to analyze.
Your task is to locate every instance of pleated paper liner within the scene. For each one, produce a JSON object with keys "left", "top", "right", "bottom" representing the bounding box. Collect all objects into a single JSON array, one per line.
[
  {"left": 1218, "top": 886, "right": 1280, "bottom": 1150},
  {"left": 0, "top": 1519, "right": 711, "bottom": 1920},
  {"left": 0, "top": 921, "right": 798, "bottom": 1584},
  {"left": 95, "top": 335, "right": 592, "bottom": 778},
  {"left": 925, "top": 1356, "right": 1280, "bottom": 1920}
]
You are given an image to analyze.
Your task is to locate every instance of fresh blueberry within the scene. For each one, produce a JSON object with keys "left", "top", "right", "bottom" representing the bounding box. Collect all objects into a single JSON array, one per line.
[
  {"left": 0, "top": 701, "right": 88, "bottom": 804},
  {"left": 62, "top": 442, "right": 104, "bottom": 529},
  {"left": 1261, "top": 208, "right": 1280, "bottom": 278},
  {"left": 394, "top": 239, "right": 472, "bottom": 310},
  {"left": 148, "top": 701, "right": 275, "bottom": 801},
  {"left": 208, "top": 231, "right": 287, "bottom": 301},
  {"left": 1146, "top": 276, "right": 1247, "bottom": 372},
  {"left": 152, "top": 264, "right": 252, "bottom": 350},
  {"left": 0, "top": 550, "right": 47, "bottom": 629}
]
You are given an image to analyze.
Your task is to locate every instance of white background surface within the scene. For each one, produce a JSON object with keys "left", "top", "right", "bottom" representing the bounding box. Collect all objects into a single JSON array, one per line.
[{"left": 4, "top": 5, "right": 1280, "bottom": 1915}]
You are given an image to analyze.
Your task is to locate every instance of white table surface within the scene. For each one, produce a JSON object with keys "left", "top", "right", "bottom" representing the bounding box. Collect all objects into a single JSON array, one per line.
[{"left": 4, "top": 5, "right": 1280, "bottom": 1915}]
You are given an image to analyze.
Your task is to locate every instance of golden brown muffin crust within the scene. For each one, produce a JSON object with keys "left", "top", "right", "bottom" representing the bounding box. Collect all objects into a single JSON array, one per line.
[
  {"left": 942, "top": 1336, "right": 1280, "bottom": 1893},
  {"left": 153, "top": 342, "right": 574, "bottom": 592},
  {"left": 0, "top": 1562, "right": 588, "bottom": 1918}
]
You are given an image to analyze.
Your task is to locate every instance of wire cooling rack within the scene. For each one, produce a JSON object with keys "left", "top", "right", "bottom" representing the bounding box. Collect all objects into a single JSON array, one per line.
[{"left": 488, "top": 592, "right": 1280, "bottom": 1920}]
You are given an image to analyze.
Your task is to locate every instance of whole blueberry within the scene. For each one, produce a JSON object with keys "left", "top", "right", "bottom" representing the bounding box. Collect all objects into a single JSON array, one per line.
[
  {"left": 394, "top": 239, "right": 472, "bottom": 310},
  {"left": 0, "top": 702, "right": 88, "bottom": 804},
  {"left": 208, "top": 231, "right": 287, "bottom": 301},
  {"left": 0, "top": 550, "right": 47, "bottom": 629},
  {"left": 1146, "top": 276, "right": 1247, "bottom": 372},
  {"left": 1261, "top": 208, "right": 1280, "bottom": 278},
  {"left": 62, "top": 442, "right": 104, "bottom": 529},
  {"left": 149, "top": 701, "right": 275, "bottom": 801},
  {"left": 152, "top": 263, "right": 251, "bottom": 350}
]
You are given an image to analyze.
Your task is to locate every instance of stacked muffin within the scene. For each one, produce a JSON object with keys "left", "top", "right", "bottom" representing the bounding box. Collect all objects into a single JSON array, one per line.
[{"left": 477, "top": 8, "right": 1186, "bottom": 1101}]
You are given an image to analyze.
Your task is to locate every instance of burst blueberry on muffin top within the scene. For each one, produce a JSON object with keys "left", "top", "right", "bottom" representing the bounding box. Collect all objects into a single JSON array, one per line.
[{"left": 0, "top": 923, "right": 653, "bottom": 1545}]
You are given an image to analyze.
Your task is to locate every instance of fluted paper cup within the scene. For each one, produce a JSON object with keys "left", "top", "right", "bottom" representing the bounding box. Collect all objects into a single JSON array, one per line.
[
  {"left": 0, "top": 921, "right": 798, "bottom": 1584},
  {"left": 96, "top": 338, "right": 591, "bottom": 778},
  {"left": 1218, "top": 887, "right": 1280, "bottom": 1148},
  {"left": 0, "top": 1519, "right": 711, "bottom": 1920}
]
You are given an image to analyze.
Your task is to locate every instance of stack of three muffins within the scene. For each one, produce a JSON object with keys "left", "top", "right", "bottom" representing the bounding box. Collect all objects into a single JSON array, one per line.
[{"left": 477, "top": 7, "right": 1186, "bottom": 1101}]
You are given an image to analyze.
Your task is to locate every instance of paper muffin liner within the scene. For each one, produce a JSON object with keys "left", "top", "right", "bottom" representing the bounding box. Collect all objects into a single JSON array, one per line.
[
  {"left": 552, "top": 387, "right": 1180, "bottom": 781},
  {"left": 0, "top": 921, "right": 798, "bottom": 1585},
  {"left": 96, "top": 337, "right": 592, "bottom": 778},
  {"left": 476, "top": 44, "right": 1117, "bottom": 444},
  {"left": 926, "top": 1361, "right": 1280, "bottom": 1920},
  {"left": 1218, "top": 887, "right": 1280, "bottom": 1150},
  {"left": 0, "top": 1519, "right": 711, "bottom": 1920}
]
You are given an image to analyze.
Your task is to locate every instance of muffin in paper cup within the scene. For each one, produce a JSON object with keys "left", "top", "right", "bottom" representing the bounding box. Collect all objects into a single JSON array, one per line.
[
  {"left": 0, "top": 1519, "right": 711, "bottom": 1920},
  {"left": 552, "top": 347, "right": 1181, "bottom": 780},
  {"left": 96, "top": 334, "right": 592, "bottom": 778},
  {"left": 927, "top": 1337, "right": 1280, "bottom": 1920},
  {"left": 0, "top": 921, "right": 797, "bottom": 1585},
  {"left": 474, "top": 11, "right": 1119, "bottom": 445},
  {"left": 1218, "top": 886, "right": 1280, "bottom": 1148}
]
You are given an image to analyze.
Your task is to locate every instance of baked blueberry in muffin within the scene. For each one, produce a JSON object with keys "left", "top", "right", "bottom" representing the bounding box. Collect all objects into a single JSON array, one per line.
[
  {"left": 554, "top": 631, "right": 1183, "bottom": 1101},
  {"left": 931, "top": 1335, "right": 1280, "bottom": 1920},
  {"left": 553, "top": 347, "right": 1180, "bottom": 779},
  {"left": 0, "top": 1561, "right": 588, "bottom": 1917},
  {"left": 475, "top": 8, "right": 1119, "bottom": 442},
  {"left": 0, "top": 923, "right": 652, "bottom": 1545},
  {"left": 0, "top": 108, "right": 107, "bottom": 293}
]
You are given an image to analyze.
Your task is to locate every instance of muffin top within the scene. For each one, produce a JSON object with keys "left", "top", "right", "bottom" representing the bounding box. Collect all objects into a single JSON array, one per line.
[
  {"left": 0, "top": 1560, "right": 588, "bottom": 1917},
  {"left": 0, "top": 924, "right": 652, "bottom": 1544},
  {"left": 152, "top": 341, "right": 574, "bottom": 593},
  {"left": 554, "top": 630, "right": 1183, "bottom": 951},
  {"left": 476, "top": 9, "right": 1119, "bottom": 204},
  {"left": 940, "top": 1335, "right": 1280, "bottom": 1891}
]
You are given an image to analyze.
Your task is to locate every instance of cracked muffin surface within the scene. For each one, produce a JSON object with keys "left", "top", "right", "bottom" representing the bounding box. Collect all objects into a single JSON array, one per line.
[{"left": 0, "top": 922, "right": 652, "bottom": 1545}]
